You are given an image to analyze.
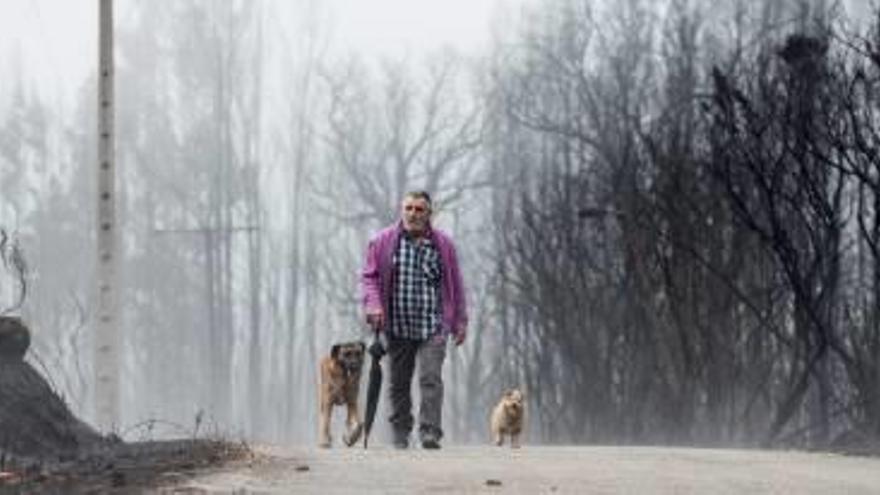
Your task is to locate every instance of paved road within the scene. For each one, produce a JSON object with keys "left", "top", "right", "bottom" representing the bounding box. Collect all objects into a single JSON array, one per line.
[{"left": 171, "top": 445, "right": 880, "bottom": 494}]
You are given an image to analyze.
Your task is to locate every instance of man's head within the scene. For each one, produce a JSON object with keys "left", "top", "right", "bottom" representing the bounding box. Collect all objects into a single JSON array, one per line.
[{"left": 400, "top": 191, "right": 432, "bottom": 236}]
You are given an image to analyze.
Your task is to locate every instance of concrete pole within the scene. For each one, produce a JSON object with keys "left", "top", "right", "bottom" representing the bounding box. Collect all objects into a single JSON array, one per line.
[{"left": 96, "top": 0, "right": 119, "bottom": 432}]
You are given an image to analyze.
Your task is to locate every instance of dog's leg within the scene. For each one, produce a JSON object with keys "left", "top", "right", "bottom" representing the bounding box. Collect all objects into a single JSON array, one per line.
[
  {"left": 343, "top": 401, "right": 363, "bottom": 447},
  {"left": 494, "top": 430, "right": 503, "bottom": 446},
  {"left": 318, "top": 402, "right": 332, "bottom": 448},
  {"left": 511, "top": 432, "right": 521, "bottom": 449}
]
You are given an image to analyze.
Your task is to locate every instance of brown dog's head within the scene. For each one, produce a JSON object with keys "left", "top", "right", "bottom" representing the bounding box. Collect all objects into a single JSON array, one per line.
[
  {"left": 331, "top": 341, "right": 366, "bottom": 375},
  {"left": 501, "top": 389, "right": 524, "bottom": 418}
]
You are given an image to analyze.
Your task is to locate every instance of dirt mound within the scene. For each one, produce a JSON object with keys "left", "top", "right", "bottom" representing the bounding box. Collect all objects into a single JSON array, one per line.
[
  {"left": 0, "top": 316, "right": 249, "bottom": 491},
  {"left": 0, "top": 316, "right": 107, "bottom": 459}
]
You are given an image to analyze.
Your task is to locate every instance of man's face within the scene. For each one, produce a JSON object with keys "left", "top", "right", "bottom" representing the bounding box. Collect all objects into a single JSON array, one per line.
[{"left": 401, "top": 196, "right": 431, "bottom": 234}]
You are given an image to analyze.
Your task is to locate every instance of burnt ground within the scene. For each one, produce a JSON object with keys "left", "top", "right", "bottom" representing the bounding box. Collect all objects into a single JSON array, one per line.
[
  {"left": 0, "top": 439, "right": 249, "bottom": 494},
  {"left": 0, "top": 317, "right": 248, "bottom": 493}
]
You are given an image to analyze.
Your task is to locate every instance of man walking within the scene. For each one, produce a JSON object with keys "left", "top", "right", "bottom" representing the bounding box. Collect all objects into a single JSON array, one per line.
[{"left": 360, "top": 191, "right": 468, "bottom": 449}]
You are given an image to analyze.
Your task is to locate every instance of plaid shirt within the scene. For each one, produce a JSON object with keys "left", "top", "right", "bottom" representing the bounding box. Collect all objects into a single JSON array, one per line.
[{"left": 390, "top": 233, "right": 442, "bottom": 340}]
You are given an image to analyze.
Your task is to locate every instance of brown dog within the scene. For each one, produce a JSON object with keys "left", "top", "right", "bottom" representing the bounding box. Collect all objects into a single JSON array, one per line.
[
  {"left": 490, "top": 389, "right": 525, "bottom": 448},
  {"left": 318, "top": 341, "right": 365, "bottom": 448}
]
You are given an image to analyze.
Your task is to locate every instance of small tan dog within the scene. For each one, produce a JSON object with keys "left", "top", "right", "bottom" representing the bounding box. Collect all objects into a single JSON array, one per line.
[
  {"left": 318, "top": 341, "right": 365, "bottom": 448},
  {"left": 490, "top": 389, "right": 525, "bottom": 448}
]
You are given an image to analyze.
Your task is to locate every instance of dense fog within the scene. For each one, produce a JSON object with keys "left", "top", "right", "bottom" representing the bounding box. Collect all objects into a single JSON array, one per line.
[{"left": 1, "top": 0, "right": 879, "bottom": 449}]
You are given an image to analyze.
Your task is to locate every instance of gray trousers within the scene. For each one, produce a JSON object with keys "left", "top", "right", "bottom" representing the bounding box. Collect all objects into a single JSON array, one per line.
[{"left": 387, "top": 335, "right": 447, "bottom": 441}]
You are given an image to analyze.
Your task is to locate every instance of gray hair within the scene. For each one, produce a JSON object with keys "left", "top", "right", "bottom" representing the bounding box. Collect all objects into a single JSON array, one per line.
[{"left": 403, "top": 190, "right": 432, "bottom": 209}]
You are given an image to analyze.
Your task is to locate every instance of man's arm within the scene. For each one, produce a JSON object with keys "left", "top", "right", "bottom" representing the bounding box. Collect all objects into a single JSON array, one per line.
[
  {"left": 360, "top": 238, "right": 385, "bottom": 330},
  {"left": 449, "top": 241, "right": 468, "bottom": 346}
]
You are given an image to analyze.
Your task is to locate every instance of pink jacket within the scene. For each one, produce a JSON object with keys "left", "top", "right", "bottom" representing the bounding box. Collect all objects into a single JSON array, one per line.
[{"left": 360, "top": 222, "right": 468, "bottom": 338}]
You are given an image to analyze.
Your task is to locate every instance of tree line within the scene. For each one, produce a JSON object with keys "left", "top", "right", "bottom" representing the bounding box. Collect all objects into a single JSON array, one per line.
[{"left": 485, "top": 0, "right": 880, "bottom": 448}]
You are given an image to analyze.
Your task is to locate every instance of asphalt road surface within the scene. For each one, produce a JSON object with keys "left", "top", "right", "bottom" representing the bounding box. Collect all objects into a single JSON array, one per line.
[{"left": 170, "top": 444, "right": 880, "bottom": 494}]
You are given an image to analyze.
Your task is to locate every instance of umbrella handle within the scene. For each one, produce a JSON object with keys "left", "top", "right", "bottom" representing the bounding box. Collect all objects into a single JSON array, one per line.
[{"left": 368, "top": 330, "right": 386, "bottom": 359}]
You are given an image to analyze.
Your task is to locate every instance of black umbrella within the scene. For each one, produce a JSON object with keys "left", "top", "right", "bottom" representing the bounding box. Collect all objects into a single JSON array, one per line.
[{"left": 362, "top": 331, "right": 386, "bottom": 449}]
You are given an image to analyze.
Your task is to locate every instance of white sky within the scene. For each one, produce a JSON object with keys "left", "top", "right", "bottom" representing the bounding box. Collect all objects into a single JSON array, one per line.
[
  {"left": 0, "top": 0, "right": 871, "bottom": 91},
  {"left": 328, "top": 0, "right": 512, "bottom": 55},
  {"left": 0, "top": 0, "right": 521, "bottom": 103},
  {"left": 0, "top": 1, "right": 94, "bottom": 94}
]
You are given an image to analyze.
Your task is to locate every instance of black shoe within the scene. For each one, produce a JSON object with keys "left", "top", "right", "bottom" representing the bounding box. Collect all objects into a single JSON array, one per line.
[
  {"left": 421, "top": 437, "right": 441, "bottom": 450},
  {"left": 392, "top": 432, "right": 409, "bottom": 449}
]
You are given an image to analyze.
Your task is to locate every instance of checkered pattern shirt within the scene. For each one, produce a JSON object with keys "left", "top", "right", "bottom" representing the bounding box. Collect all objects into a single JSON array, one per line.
[{"left": 390, "top": 233, "right": 442, "bottom": 340}]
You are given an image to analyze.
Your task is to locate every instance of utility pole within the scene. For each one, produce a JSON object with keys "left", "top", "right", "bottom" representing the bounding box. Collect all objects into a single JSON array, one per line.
[{"left": 95, "top": 0, "right": 119, "bottom": 432}]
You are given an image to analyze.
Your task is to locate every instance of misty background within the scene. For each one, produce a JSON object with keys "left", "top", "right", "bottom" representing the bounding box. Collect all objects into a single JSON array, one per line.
[{"left": 1, "top": 0, "right": 879, "bottom": 450}]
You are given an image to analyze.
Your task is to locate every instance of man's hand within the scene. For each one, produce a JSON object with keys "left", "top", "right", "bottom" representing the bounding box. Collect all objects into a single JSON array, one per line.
[
  {"left": 453, "top": 328, "right": 466, "bottom": 346},
  {"left": 366, "top": 309, "right": 385, "bottom": 331}
]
